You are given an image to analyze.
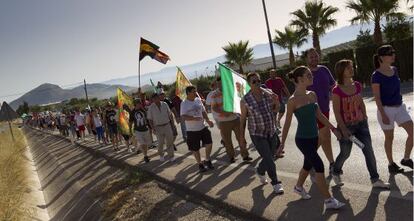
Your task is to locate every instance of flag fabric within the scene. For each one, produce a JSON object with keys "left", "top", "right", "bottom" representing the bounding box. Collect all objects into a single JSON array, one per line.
[
  {"left": 175, "top": 67, "right": 193, "bottom": 100},
  {"left": 139, "top": 38, "right": 170, "bottom": 64},
  {"left": 117, "top": 88, "right": 133, "bottom": 135},
  {"left": 218, "top": 63, "right": 250, "bottom": 114},
  {"left": 149, "top": 79, "right": 157, "bottom": 93}
]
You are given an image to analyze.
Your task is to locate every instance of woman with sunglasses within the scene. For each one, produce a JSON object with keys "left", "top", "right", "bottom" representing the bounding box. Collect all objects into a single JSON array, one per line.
[
  {"left": 372, "top": 45, "right": 413, "bottom": 173},
  {"left": 280, "top": 66, "right": 345, "bottom": 210}
]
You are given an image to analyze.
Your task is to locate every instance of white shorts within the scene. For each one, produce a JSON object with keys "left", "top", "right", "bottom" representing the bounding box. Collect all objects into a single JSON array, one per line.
[
  {"left": 377, "top": 104, "right": 412, "bottom": 130},
  {"left": 135, "top": 130, "right": 152, "bottom": 146}
]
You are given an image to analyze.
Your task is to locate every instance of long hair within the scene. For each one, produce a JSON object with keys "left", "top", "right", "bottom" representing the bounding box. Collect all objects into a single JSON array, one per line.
[{"left": 335, "top": 59, "right": 353, "bottom": 85}]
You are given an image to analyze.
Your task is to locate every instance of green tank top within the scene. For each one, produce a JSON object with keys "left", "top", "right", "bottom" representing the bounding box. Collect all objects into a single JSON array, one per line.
[{"left": 294, "top": 103, "right": 319, "bottom": 138}]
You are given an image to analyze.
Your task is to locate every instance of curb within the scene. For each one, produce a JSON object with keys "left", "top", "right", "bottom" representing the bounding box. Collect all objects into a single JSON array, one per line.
[{"left": 26, "top": 127, "right": 269, "bottom": 221}]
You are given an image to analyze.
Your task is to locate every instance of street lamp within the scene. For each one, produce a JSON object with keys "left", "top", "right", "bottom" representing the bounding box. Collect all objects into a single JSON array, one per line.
[{"left": 261, "top": 0, "right": 277, "bottom": 69}]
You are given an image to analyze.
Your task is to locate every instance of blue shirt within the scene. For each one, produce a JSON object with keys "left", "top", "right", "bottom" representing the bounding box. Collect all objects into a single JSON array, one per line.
[{"left": 371, "top": 67, "right": 402, "bottom": 106}]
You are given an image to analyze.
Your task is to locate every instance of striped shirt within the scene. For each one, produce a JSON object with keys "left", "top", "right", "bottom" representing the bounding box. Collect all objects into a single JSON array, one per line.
[
  {"left": 210, "top": 89, "right": 238, "bottom": 122},
  {"left": 243, "top": 89, "right": 276, "bottom": 137}
]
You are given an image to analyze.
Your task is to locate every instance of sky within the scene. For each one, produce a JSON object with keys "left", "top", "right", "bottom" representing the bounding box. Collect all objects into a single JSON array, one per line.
[{"left": 0, "top": 0, "right": 411, "bottom": 103}]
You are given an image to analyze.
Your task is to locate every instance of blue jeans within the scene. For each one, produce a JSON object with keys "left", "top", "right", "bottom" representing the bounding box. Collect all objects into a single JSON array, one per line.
[
  {"left": 333, "top": 119, "right": 379, "bottom": 182},
  {"left": 250, "top": 133, "right": 280, "bottom": 185}
]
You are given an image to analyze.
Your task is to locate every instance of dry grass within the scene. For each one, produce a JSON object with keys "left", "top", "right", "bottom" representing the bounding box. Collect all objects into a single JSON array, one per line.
[{"left": 0, "top": 122, "right": 34, "bottom": 221}]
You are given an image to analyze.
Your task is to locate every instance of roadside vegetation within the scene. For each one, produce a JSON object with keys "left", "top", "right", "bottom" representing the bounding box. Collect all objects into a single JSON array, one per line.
[{"left": 0, "top": 123, "right": 33, "bottom": 220}]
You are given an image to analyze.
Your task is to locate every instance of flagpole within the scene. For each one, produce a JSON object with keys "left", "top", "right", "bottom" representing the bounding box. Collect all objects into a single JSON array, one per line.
[
  {"left": 138, "top": 60, "right": 141, "bottom": 89},
  {"left": 217, "top": 62, "right": 247, "bottom": 80},
  {"left": 138, "top": 37, "right": 142, "bottom": 90}
]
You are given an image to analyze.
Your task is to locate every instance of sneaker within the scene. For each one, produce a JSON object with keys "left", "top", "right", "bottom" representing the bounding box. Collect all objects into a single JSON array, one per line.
[
  {"left": 128, "top": 148, "right": 132, "bottom": 153},
  {"left": 400, "top": 159, "right": 413, "bottom": 169},
  {"left": 273, "top": 183, "right": 284, "bottom": 194},
  {"left": 159, "top": 156, "right": 165, "bottom": 162},
  {"left": 294, "top": 186, "right": 311, "bottom": 200},
  {"left": 372, "top": 179, "right": 390, "bottom": 189},
  {"left": 388, "top": 162, "right": 404, "bottom": 173},
  {"left": 325, "top": 197, "right": 345, "bottom": 210},
  {"left": 199, "top": 163, "right": 207, "bottom": 173},
  {"left": 256, "top": 170, "right": 268, "bottom": 184},
  {"left": 169, "top": 157, "right": 176, "bottom": 162},
  {"left": 256, "top": 170, "right": 269, "bottom": 184},
  {"left": 144, "top": 156, "right": 150, "bottom": 163},
  {"left": 243, "top": 156, "right": 253, "bottom": 162},
  {"left": 332, "top": 174, "right": 344, "bottom": 186},
  {"left": 204, "top": 160, "right": 214, "bottom": 170}
]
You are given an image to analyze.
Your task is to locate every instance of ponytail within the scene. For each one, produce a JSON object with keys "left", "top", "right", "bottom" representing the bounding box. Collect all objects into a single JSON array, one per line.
[{"left": 373, "top": 54, "right": 381, "bottom": 69}]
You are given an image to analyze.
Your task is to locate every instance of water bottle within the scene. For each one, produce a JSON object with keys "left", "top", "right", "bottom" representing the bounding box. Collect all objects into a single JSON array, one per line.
[{"left": 349, "top": 135, "right": 365, "bottom": 149}]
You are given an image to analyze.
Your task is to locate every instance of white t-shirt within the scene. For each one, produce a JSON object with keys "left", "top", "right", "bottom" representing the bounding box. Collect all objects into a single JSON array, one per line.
[
  {"left": 180, "top": 97, "right": 206, "bottom": 131},
  {"left": 93, "top": 116, "right": 102, "bottom": 127},
  {"left": 74, "top": 113, "right": 85, "bottom": 126}
]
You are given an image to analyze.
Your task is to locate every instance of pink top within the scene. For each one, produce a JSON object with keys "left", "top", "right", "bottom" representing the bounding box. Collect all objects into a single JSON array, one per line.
[
  {"left": 332, "top": 81, "right": 364, "bottom": 124},
  {"left": 265, "top": 77, "right": 286, "bottom": 100}
]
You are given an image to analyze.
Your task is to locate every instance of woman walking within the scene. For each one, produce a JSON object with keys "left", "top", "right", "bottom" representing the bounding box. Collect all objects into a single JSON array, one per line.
[
  {"left": 331, "top": 59, "right": 390, "bottom": 188},
  {"left": 372, "top": 45, "right": 413, "bottom": 173},
  {"left": 280, "top": 66, "right": 345, "bottom": 209}
]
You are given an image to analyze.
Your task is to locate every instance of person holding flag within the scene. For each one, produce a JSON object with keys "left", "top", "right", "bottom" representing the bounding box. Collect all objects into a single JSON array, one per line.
[
  {"left": 240, "top": 72, "right": 283, "bottom": 194},
  {"left": 210, "top": 76, "right": 252, "bottom": 163}
]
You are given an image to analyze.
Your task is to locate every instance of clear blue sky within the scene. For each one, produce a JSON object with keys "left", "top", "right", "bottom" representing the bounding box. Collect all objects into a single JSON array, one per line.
[{"left": 0, "top": 0, "right": 410, "bottom": 102}]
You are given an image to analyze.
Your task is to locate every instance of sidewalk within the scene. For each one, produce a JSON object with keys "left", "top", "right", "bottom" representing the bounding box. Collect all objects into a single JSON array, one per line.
[{"left": 30, "top": 127, "right": 412, "bottom": 221}]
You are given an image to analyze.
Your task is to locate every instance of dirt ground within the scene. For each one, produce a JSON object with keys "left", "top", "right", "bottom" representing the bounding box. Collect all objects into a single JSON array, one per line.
[{"left": 98, "top": 172, "right": 248, "bottom": 221}]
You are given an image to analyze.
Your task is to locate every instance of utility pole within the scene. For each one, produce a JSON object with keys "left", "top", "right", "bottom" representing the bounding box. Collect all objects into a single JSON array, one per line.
[
  {"left": 83, "top": 79, "right": 89, "bottom": 104},
  {"left": 261, "top": 0, "right": 277, "bottom": 69}
]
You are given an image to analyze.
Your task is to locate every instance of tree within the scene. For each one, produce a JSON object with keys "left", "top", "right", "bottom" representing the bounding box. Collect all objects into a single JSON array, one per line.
[
  {"left": 383, "top": 15, "right": 413, "bottom": 42},
  {"left": 346, "top": 0, "right": 402, "bottom": 45},
  {"left": 222, "top": 40, "right": 254, "bottom": 75},
  {"left": 273, "top": 26, "right": 308, "bottom": 67},
  {"left": 355, "top": 29, "right": 375, "bottom": 47},
  {"left": 290, "top": 0, "right": 338, "bottom": 55},
  {"left": 16, "top": 101, "right": 29, "bottom": 116}
]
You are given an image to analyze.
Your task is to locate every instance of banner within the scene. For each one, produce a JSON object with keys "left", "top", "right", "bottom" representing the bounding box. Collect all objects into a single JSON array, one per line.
[
  {"left": 117, "top": 88, "right": 133, "bottom": 135},
  {"left": 175, "top": 67, "right": 192, "bottom": 100},
  {"left": 218, "top": 63, "right": 250, "bottom": 114}
]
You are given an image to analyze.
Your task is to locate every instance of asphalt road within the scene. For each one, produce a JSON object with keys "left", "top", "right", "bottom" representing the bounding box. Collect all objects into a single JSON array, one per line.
[{"left": 170, "top": 92, "right": 413, "bottom": 219}]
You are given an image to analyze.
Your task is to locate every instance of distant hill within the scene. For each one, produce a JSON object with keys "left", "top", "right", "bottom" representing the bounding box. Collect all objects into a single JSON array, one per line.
[
  {"left": 10, "top": 83, "right": 136, "bottom": 109},
  {"left": 101, "top": 22, "right": 377, "bottom": 87}
]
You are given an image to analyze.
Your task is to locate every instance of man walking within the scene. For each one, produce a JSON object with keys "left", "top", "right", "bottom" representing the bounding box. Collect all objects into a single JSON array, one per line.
[
  {"left": 147, "top": 93, "right": 175, "bottom": 162},
  {"left": 240, "top": 72, "right": 284, "bottom": 194},
  {"left": 305, "top": 48, "right": 336, "bottom": 173},
  {"left": 105, "top": 102, "right": 120, "bottom": 151},
  {"left": 265, "top": 69, "right": 291, "bottom": 128},
  {"left": 210, "top": 77, "right": 252, "bottom": 163},
  {"left": 130, "top": 98, "right": 151, "bottom": 163},
  {"left": 181, "top": 86, "right": 215, "bottom": 172}
]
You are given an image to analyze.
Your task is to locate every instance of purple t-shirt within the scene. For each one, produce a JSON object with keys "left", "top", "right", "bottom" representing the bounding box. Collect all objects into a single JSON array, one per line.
[{"left": 307, "top": 65, "right": 335, "bottom": 113}]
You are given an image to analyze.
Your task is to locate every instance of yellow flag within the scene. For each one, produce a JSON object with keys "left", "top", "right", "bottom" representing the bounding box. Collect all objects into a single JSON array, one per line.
[
  {"left": 117, "top": 88, "right": 133, "bottom": 135},
  {"left": 175, "top": 67, "right": 192, "bottom": 100}
]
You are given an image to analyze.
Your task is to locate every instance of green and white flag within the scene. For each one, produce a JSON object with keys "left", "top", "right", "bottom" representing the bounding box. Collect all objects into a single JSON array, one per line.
[{"left": 218, "top": 63, "right": 250, "bottom": 114}]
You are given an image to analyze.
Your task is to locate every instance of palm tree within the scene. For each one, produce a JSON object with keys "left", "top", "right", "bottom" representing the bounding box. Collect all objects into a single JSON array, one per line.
[
  {"left": 290, "top": 0, "right": 338, "bottom": 55},
  {"left": 273, "top": 26, "right": 308, "bottom": 67},
  {"left": 346, "top": 0, "right": 402, "bottom": 45},
  {"left": 222, "top": 40, "right": 254, "bottom": 75}
]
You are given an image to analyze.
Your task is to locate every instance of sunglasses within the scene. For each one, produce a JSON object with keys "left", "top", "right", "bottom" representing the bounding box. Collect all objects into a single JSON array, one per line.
[{"left": 251, "top": 79, "right": 260, "bottom": 84}]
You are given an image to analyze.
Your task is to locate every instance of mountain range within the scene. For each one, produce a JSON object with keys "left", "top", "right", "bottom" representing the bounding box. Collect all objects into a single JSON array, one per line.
[
  {"left": 11, "top": 21, "right": 382, "bottom": 109},
  {"left": 10, "top": 83, "right": 136, "bottom": 109}
]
